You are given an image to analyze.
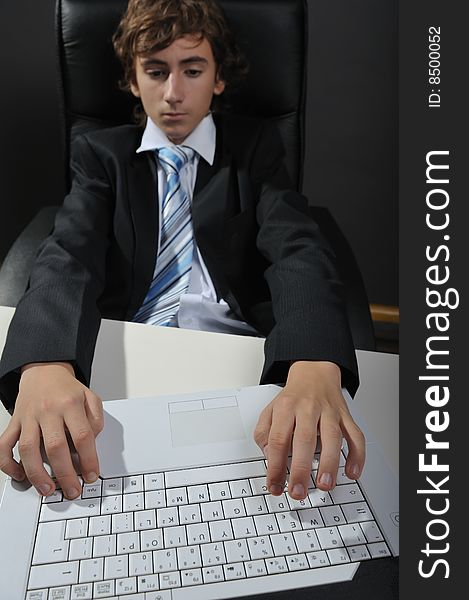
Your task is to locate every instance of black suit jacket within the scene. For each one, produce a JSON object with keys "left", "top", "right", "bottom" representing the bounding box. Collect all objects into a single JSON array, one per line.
[{"left": 0, "top": 113, "right": 358, "bottom": 411}]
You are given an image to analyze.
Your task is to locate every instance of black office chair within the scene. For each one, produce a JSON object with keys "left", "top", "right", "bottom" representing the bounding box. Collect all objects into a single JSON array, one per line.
[{"left": 0, "top": 0, "right": 375, "bottom": 351}]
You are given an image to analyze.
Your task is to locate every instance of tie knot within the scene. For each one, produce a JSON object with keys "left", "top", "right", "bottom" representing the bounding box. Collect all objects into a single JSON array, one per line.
[{"left": 157, "top": 145, "right": 195, "bottom": 176}]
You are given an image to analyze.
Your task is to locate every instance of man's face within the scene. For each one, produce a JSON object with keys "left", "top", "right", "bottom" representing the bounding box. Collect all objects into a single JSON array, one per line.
[{"left": 131, "top": 35, "right": 225, "bottom": 144}]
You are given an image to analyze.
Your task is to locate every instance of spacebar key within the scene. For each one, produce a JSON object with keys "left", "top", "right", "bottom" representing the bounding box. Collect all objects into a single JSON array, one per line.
[
  {"left": 28, "top": 561, "right": 79, "bottom": 589},
  {"left": 166, "top": 461, "right": 266, "bottom": 487}
]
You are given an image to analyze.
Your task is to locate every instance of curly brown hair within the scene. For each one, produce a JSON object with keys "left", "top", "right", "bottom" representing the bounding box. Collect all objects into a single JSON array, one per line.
[{"left": 113, "top": 0, "right": 248, "bottom": 102}]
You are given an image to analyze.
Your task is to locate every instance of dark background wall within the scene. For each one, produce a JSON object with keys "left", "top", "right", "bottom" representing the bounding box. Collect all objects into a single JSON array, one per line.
[{"left": 0, "top": 0, "right": 397, "bottom": 309}]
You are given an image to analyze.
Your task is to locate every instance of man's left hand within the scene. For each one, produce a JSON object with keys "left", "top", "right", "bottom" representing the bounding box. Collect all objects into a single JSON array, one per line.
[{"left": 254, "top": 360, "right": 365, "bottom": 500}]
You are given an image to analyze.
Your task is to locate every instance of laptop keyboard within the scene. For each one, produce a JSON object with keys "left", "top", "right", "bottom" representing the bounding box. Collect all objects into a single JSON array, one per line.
[{"left": 26, "top": 452, "right": 391, "bottom": 600}]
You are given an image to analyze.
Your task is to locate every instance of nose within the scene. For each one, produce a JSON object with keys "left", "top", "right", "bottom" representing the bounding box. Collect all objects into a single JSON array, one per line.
[{"left": 164, "top": 73, "right": 184, "bottom": 105}]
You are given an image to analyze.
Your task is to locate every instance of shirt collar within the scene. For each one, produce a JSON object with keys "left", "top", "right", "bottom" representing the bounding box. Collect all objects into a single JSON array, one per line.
[{"left": 136, "top": 113, "right": 216, "bottom": 165}]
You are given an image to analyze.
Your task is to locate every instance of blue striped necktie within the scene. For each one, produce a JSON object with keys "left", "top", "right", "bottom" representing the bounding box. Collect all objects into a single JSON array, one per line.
[{"left": 133, "top": 145, "right": 196, "bottom": 326}]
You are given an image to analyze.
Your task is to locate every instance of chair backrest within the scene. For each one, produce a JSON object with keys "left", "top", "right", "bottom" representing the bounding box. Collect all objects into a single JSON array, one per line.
[{"left": 56, "top": 0, "right": 307, "bottom": 191}]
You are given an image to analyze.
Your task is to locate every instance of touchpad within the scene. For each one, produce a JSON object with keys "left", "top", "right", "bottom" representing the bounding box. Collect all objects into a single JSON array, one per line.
[{"left": 169, "top": 396, "right": 246, "bottom": 447}]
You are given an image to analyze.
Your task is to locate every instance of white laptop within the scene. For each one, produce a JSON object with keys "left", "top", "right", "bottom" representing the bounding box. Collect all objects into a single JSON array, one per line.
[{"left": 0, "top": 384, "right": 398, "bottom": 600}]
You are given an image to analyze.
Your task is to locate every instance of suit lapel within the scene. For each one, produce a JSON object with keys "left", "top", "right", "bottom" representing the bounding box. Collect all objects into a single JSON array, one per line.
[{"left": 127, "top": 150, "right": 159, "bottom": 316}]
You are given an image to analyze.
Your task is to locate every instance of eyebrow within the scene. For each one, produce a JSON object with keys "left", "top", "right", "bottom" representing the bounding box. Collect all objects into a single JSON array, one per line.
[{"left": 140, "top": 56, "right": 209, "bottom": 67}]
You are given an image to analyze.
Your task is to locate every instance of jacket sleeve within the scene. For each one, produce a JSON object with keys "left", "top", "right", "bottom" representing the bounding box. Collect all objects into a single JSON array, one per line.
[
  {"left": 0, "top": 135, "right": 114, "bottom": 412},
  {"left": 250, "top": 122, "right": 359, "bottom": 395}
]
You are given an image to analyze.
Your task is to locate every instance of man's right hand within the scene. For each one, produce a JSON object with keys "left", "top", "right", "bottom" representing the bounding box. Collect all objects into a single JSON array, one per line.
[{"left": 0, "top": 362, "right": 103, "bottom": 499}]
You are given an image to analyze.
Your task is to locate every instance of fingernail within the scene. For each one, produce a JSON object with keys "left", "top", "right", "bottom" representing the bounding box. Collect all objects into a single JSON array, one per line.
[
  {"left": 319, "top": 472, "right": 332, "bottom": 488},
  {"left": 269, "top": 483, "right": 283, "bottom": 495},
  {"left": 14, "top": 471, "right": 25, "bottom": 482},
  {"left": 65, "top": 487, "right": 80, "bottom": 499},
  {"left": 292, "top": 483, "right": 305, "bottom": 498},
  {"left": 351, "top": 464, "right": 361, "bottom": 478},
  {"left": 38, "top": 483, "right": 51, "bottom": 496},
  {"left": 86, "top": 472, "right": 98, "bottom": 483}
]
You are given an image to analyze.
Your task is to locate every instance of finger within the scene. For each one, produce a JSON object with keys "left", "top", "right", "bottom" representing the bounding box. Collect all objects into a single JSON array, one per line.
[
  {"left": 18, "top": 421, "right": 57, "bottom": 496},
  {"left": 289, "top": 414, "right": 319, "bottom": 500},
  {"left": 265, "top": 397, "right": 295, "bottom": 495},
  {"left": 0, "top": 419, "right": 26, "bottom": 481},
  {"left": 253, "top": 403, "right": 273, "bottom": 458},
  {"left": 316, "top": 410, "right": 343, "bottom": 491},
  {"left": 84, "top": 391, "right": 104, "bottom": 437},
  {"left": 341, "top": 413, "right": 366, "bottom": 480},
  {"left": 41, "top": 417, "right": 82, "bottom": 499},
  {"left": 65, "top": 405, "right": 100, "bottom": 485}
]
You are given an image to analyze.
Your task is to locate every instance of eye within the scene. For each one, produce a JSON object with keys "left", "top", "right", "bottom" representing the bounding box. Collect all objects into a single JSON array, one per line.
[
  {"left": 147, "top": 69, "right": 166, "bottom": 79},
  {"left": 185, "top": 69, "right": 202, "bottom": 77}
]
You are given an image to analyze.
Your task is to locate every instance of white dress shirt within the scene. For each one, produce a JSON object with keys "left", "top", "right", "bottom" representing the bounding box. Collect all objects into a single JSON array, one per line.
[{"left": 136, "top": 114, "right": 259, "bottom": 336}]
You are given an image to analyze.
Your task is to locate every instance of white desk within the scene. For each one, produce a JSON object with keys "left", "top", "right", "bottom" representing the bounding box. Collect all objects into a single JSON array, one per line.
[{"left": 0, "top": 305, "right": 398, "bottom": 495}]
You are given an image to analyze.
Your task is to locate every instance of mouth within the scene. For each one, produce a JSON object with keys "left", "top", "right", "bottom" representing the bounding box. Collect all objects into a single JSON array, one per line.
[{"left": 162, "top": 112, "right": 186, "bottom": 120}]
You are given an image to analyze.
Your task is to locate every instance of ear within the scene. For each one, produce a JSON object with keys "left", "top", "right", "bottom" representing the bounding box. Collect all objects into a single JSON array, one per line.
[
  {"left": 130, "top": 80, "right": 141, "bottom": 98},
  {"left": 213, "top": 75, "right": 226, "bottom": 96}
]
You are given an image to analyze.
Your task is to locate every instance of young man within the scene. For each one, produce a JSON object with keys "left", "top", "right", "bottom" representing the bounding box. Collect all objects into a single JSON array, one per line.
[{"left": 0, "top": 0, "right": 365, "bottom": 503}]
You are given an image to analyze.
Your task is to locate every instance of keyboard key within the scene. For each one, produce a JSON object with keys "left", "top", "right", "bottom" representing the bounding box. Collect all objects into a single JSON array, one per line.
[
  {"left": 297, "top": 507, "right": 324, "bottom": 529},
  {"left": 102, "top": 478, "right": 123, "bottom": 496},
  {"left": 129, "top": 551, "right": 153, "bottom": 576},
  {"left": 347, "top": 545, "right": 371, "bottom": 561},
  {"left": 187, "top": 485, "right": 209, "bottom": 503},
  {"left": 270, "top": 532, "right": 296, "bottom": 556},
  {"left": 265, "top": 494, "right": 289, "bottom": 513},
  {"left": 228, "top": 479, "right": 252, "bottom": 498},
  {"left": 163, "top": 524, "right": 187, "bottom": 548},
  {"left": 247, "top": 536, "right": 274, "bottom": 560},
  {"left": 276, "top": 510, "right": 302, "bottom": 533},
  {"left": 104, "top": 555, "right": 128, "bottom": 579},
  {"left": 181, "top": 569, "right": 203, "bottom": 586},
  {"left": 82, "top": 480, "right": 102, "bottom": 499},
  {"left": 153, "top": 548, "right": 177, "bottom": 572},
  {"left": 186, "top": 522, "right": 210, "bottom": 545},
  {"left": 224, "top": 539, "right": 249, "bottom": 563},
  {"left": 316, "top": 526, "right": 342, "bottom": 550},
  {"left": 327, "top": 547, "right": 351, "bottom": 565},
  {"left": 222, "top": 498, "right": 246, "bottom": 519},
  {"left": 202, "top": 565, "right": 224, "bottom": 583},
  {"left": 137, "top": 573, "right": 159, "bottom": 592},
  {"left": 306, "top": 550, "right": 330, "bottom": 568},
  {"left": 341, "top": 502, "right": 374, "bottom": 523},
  {"left": 231, "top": 516, "right": 256, "bottom": 538},
  {"left": 319, "top": 505, "right": 346, "bottom": 526},
  {"left": 29, "top": 561, "right": 79, "bottom": 589},
  {"left": 47, "top": 586, "right": 70, "bottom": 600},
  {"left": 330, "top": 483, "right": 364, "bottom": 504},
  {"left": 65, "top": 518, "right": 88, "bottom": 539},
  {"left": 177, "top": 545, "right": 202, "bottom": 569},
  {"left": 26, "top": 591, "right": 48, "bottom": 600},
  {"left": 144, "top": 472, "right": 165, "bottom": 491},
  {"left": 209, "top": 519, "right": 234, "bottom": 542},
  {"left": 200, "top": 542, "right": 226, "bottom": 566},
  {"left": 201, "top": 501, "right": 224, "bottom": 522},
  {"left": 70, "top": 583, "right": 92, "bottom": 599},
  {"left": 159, "top": 571, "right": 181, "bottom": 589},
  {"left": 208, "top": 482, "right": 231, "bottom": 501},
  {"left": 286, "top": 553, "right": 309, "bottom": 571},
  {"left": 166, "top": 487, "right": 188, "bottom": 506},
  {"left": 368, "top": 541, "right": 391, "bottom": 558},
  {"left": 124, "top": 475, "right": 144, "bottom": 494},
  {"left": 307, "top": 489, "right": 332, "bottom": 508},
  {"left": 39, "top": 499, "right": 101, "bottom": 523},
  {"left": 135, "top": 509, "right": 157, "bottom": 530},
  {"left": 360, "top": 520, "right": 384, "bottom": 543},
  {"left": 32, "top": 521, "right": 69, "bottom": 565},
  {"left": 293, "top": 529, "right": 321, "bottom": 553},
  {"left": 115, "top": 575, "right": 137, "bottom": 594},
  {"left": 93, "top": 579, "right": 114, "bottom": 597},
  {"left": 78, "top": 557, "right": 103, "bottom": 583},
  {"left": 140, "top": 528, "right": 164, "bottom": 551},
  {"left": 339, "top": 523, "right": 366, "bottom": 546},
  {"left": 253, "top": 513, "right": 279, "bottom": 535},
  {"left": 89, "top": 516, "right": 111, "bottom": 537},
  {"left": 244, "top": 495, "right": 268, "bottom": 516},
  {"left": 92, "top": 535, "right": 116, "bottom": 558},
  {"left": 224, "top": 562, "right": 246, "bottom": 580},
  {"left": 266, "top": 557, "right": 288, "bottom": 574},
  {"left": 69, "top": 538, "right": 92, "bottom": 561},
  {"left": 245, "top": 559, "right": 267, "bottom": 577}
]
